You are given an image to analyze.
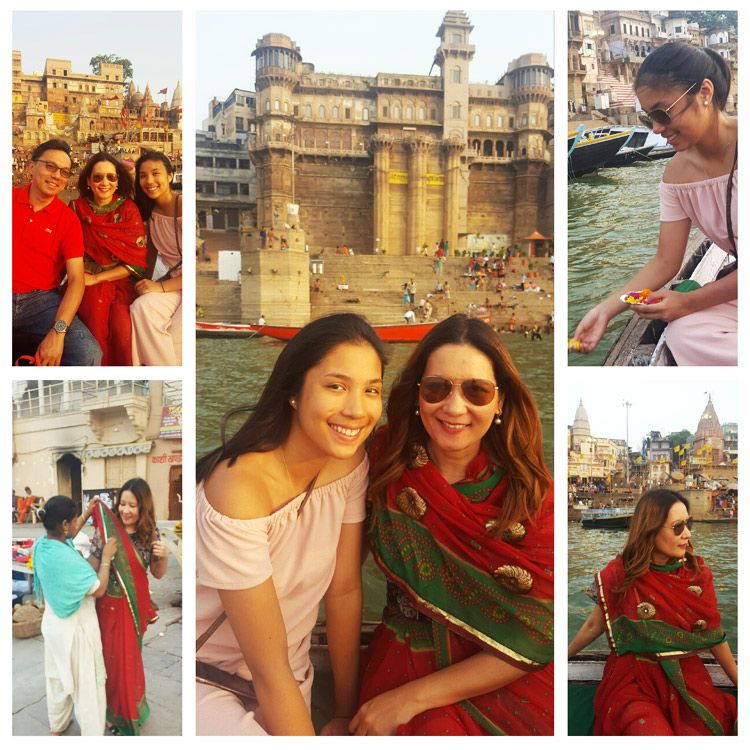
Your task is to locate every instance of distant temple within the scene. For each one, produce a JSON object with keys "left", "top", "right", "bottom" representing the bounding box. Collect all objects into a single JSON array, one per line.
[{"left": 12, "top": 51, "right": 182, "bottom": 153}]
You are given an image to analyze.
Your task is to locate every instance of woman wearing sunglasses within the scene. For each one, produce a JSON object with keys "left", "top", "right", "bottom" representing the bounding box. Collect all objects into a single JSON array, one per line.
[
  {"left": 69, "top": 152, "right": 147, "bottom": 365},
  {"left": 352, "top": 314, "right": 553, "bottom": 735},
  {"left": 573, "top": 43, "right": 737, "bottom": 365},
  {"left": 568, "top": 489, "right": 737, "bottom": 735}
]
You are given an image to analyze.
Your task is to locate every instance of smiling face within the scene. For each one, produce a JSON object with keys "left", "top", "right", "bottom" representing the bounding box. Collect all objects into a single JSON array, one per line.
[
  {"left": 138, "top": 159, "right": 173, "bottom": 202},
  {"left": 87, "top": 159, "right": 119, "bottom": 205},
  {"left": 290, "top": 342, "right": 383, "bottom": 461},
  {"left": 636, "top": 82, "right": 709, "bottom": 151},
  {"left": 418, "top": 343, "right": 501, "bottom": 471},
  {"left": 118, "top": 489, "right": 140, "bottom": 532},
  {"left": 652, "top": 501, "right": 692, "bottom": 564},
  {"left": 30, "top": 149, "right": 72, "bottom": 202}
]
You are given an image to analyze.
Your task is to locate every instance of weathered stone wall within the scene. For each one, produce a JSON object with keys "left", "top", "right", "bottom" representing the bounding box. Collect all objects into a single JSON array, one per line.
[{"left": 466, "top": 163, "right": 517, "bottom": 238}]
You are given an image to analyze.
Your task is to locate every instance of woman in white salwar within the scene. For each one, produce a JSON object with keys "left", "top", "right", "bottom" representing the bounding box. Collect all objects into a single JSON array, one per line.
[{"left": 32, "top": 496, "right": 117, "bottom": 736}]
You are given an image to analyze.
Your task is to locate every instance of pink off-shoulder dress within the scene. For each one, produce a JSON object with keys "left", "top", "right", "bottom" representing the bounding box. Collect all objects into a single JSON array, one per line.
[
  {"left": 659, "top": 169, "right": 738, "bottom": 366},
  {"left": 195, "top": 456, "right": 368, "bottom": 735}
]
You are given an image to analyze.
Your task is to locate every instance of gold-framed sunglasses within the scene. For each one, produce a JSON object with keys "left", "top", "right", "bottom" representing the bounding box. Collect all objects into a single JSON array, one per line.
[
  {"left": 663, "top": 517, "right": 693, "bottom": 536},
  {"left": 418, "top": 376, "right": 499, "bottom": 406},
  {"left": 639, "top": 82, "right": 697, "bottom": 129}
]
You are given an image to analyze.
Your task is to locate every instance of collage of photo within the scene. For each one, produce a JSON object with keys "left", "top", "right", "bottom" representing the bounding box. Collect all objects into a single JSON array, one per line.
[{"left": 7, "top": 6, "right": 740, "bottom": 740}]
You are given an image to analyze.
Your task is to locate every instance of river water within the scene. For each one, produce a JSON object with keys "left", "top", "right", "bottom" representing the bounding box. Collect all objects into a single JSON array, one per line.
[
  {"left": 197, "top": 332, "right": 553, "bottom": 618},
  {"left": 568, "top": 160, "right": 669, "bottom": 366},
  {"left": 568, "top": 520, "right": 737, "bottom": 653}
]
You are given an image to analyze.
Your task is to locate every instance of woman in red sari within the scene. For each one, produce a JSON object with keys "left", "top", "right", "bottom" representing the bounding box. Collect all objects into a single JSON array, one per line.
[
  {"left": 568, "top": 489, "right": 737, "bottom": 735},
  {"left": 70, "top": 153, "right": 147, "bottom": 365},
  {"left": 89, "top": 478, "right": 169, "bottom": 735},
  {"left": 352, "top": 314, "right": 553, "bottom": 736}
]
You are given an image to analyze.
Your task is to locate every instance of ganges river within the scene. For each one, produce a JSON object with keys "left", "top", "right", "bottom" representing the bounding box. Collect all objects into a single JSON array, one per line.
[
  {"left": 569, "top": 520, "right": 737, "bottom": 653},
  {"left": 568, "top": 159, "right": 670, "bottom": 366},
  {"left": 197, "top": 332, "right": 553, "bottom": 619}
]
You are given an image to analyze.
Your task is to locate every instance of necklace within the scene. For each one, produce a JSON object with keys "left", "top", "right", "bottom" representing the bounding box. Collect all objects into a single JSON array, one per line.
[{"left": 280, "top": 447, "right": 312, "bottom": 516}]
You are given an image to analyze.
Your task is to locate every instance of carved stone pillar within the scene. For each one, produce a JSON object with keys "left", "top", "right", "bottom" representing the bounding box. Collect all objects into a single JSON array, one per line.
[
  {"left": 442, "top": 138, "right": 464, "bottom": 255},
  {"left": 406, "top": 137, "right": 431, "bottom": 256},
  {"left": 369, "top": 135, "right": 393, "bottom": 254}
]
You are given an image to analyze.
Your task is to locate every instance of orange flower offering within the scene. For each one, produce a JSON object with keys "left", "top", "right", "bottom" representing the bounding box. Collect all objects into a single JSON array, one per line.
[
  {"left": 568, "top": 338, "right": 581, "bottom": 351},
  {"left": 623, "top": 288, "right": 656, "bottom": 305}
]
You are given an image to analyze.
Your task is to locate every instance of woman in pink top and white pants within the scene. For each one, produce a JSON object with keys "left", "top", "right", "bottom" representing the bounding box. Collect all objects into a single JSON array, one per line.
[
  {"left": 195, "top": 314, "right": 386, "bottom": 735},
  {"left": 131, "top": 151, "right": 182, "bottom": 366},
  {"left": 574, "top": 43, "right": 737, "bottom": 365}
]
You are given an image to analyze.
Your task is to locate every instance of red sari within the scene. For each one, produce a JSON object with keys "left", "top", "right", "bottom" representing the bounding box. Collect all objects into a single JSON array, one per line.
[
  {"left": 360, "top": 432, "right": 554, "bottom": 735},
  {"left": 71, "top": 196, "right": 146, "bottom": 365},
  {"left": 594, "top": 557, "right": 736, "bottom": 735},
  {"left": 92, "top": 501, "right": 157, "bottom": 735}
]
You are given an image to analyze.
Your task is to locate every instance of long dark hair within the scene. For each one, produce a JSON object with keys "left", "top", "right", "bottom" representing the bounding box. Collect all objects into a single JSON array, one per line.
[
  {"left": 115, "top": 477, "right": 157, "bottom": 548},
  {"left": 197, "top": 314, "right": 387, "bottom": 483},
  {"left": 134, "top": 150, "right": 175, "bottom": 220},
  {"left": 635, "top": 42, "right": 732, "bottom": 111},
  {"left": 77, "top": 152, "right": 134, "bottom": 201},
  {"left": 369, "top": 314, "right": 550, "bottom": 530},
  {"left": 618, "top": 489, "right": 698, "bottom": 592}
]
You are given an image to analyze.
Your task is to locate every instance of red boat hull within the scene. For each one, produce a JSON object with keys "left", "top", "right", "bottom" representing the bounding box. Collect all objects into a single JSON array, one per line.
[{"left": 197, "top": 317, "right": 490, "bottom": 343}]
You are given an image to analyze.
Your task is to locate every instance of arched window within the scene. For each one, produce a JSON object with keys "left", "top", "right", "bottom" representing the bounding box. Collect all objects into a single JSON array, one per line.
[
  {"left": 362, "top": 107, "right": 369, "bottom": 121},
  {"left": 319, "top": 105, "right": 326, "bottom": 118},
  {"left": 332, "top": 106, "right": 339, "bottom": 119},
  {"left": 486, "top": 115, "right": 492, "bottom": 128},
  {"left": 283, "top": 101, "right": 289, "bottom": 112},
  {"left": 452, "top": 103, "right": 461, "bottom": 119},
  {"left": 473, "top": 114, "right": 480, "bottom": 127},
  {"left": 496, "top": 141, "right": 504, "bottom": 157},
  {"left": 507, "top": 142, "right": 514, "bottom": 157},
  {"left": 274, "top": 99, "right": 280, "bottom": 111},
  {"left": 405, "top": 106, "right": 413, "bottom": 120},
  {"left": 304, "top": 104, "right": 312, "bottom": 117},
  {"left": 264, "top": 99, "right": 271, "bottom": 112},
  {"left": 497, "top": 115, "right": 504, "bottom": 128},
  {"left": 418, "top": 107, "right": 425, "bottom": 120},
  {"left": 452, "top": 67, "right": 461, "bottom": 83},
  {"left": 472, "top": 139, "right": 481, "bottom": 151},
  {"left": 393, "top": 105, "right": 401, "bottom": 119},
  {"left": 483, "top": 139, "right": 493, "bottom": 156}
]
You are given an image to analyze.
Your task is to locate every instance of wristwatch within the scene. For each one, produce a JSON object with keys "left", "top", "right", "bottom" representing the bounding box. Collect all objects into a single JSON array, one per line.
[{"left": 53, "top": 319, "right": 69, "bottom": 334}]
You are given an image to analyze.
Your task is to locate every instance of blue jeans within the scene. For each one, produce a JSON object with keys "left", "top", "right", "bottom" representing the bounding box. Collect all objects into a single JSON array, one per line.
[{"left": 12, "top": 290, "right": 102, "bottom": 366}]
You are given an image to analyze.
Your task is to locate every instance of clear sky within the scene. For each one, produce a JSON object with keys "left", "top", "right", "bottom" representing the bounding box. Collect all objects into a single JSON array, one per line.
[
  {"left": 568, "top": 377, "right": 739, "bottom": 451},
  {"left": 13, "top": 11, "right": 182, "bottom": 97},
  {"left": 196, "top": 10, "right": 554, "bottom": 128}
]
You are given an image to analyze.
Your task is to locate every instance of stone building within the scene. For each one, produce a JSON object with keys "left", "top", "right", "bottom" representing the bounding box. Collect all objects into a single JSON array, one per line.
[
  {"left": 693, "top": 395, "right": 726, "bottom": 466},
  {"left": 247, "top": 11, "right": 553, "bottom": 255},
  {"left": 197, "top": 88, "right": 258, "bottom": 232},
  {"left": 568, "top": 10, "right": 738, "bottom": 119},
  {"left": 568, "top": 399, "right": 628, "bottom": 484},
  {"left": 12, "top": 51, "right": 182, "bottom": 153},
  {"left": 12, "top": 381, "right": 182, "bottom": 521}
]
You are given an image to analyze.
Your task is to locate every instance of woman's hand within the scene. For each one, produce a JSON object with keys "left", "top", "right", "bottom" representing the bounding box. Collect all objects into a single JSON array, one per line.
[
  {"left": 631, "top": 289, "right": 693, "bottom": 322},
  {"left": 103, "top": 536, "right": 118, "bottom": 562},
  {"left": 349, "top": 685, "right": 418, "bottom": 736},
  {"left": 572, "top": 304, "right": 612, "bottom": 353},
  {"left": 84, "top": 272, "right": 100, "bottom": 286},
  {"left": 319, "top": 717, "right": 352, "bottom": 736},
  {"left": 151, "top": 539, "right": 168, "bottom": 560},
  {"left": 134, "top": 278, "right": 162, "bottom": 296}
]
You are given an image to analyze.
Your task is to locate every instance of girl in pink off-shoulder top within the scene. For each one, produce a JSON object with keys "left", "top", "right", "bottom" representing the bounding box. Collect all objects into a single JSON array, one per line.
[
  {"left": 195, "top": 314, "right": 386, "bottom": 736},
  {"left": 574, "top": 42, "right": 737, "bottom": 365}
]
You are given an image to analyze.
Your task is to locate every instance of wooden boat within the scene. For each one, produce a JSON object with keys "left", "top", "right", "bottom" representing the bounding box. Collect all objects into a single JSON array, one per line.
[
  {"left": 602, "top": 144, "right": 654, "bottom": 168},
  {"left": 568, "top": 128, "right": 633, "bottom": 179},
  {"left": 603, "top": 237, "right": 733, "bottom": 366},
  {"left": 580, "top": 506, "right": 634, "bottom": 529},
  {"left": 197, "top": 318, "right": 489, "bottom": 343}
]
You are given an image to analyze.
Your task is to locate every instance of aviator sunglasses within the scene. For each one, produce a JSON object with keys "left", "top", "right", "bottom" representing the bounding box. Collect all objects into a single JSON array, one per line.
[
  {"left": 639, "top": 82, "right": 697, "bottom": 129},
  {"left": 418, "top": 376, "right": 499, "bottom": 406},
  {"left": 92, "top": 173, "right": 118, "bottom": 183},
  {"left": 663, "top": 517, "right": 693, "bottom": 536}
]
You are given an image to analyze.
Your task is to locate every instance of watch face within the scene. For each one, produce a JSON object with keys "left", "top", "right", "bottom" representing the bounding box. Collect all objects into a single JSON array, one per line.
[{"left": 54, "top": 319, "right": 68, "bottom": 333}]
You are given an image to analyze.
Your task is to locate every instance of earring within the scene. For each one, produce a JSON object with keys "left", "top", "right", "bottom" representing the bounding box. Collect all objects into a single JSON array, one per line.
[
  {"left": 290, "top": 399, "right": 297, "bottom": 408},
  {"left": 414, "top": 406, "right": 420, "bottom": 416},
  {"left": 494, "top": 412, "right": 502, "bottom": 425},
  {"left": 704, "top": 100, "right": 709, "bottom": 106}
]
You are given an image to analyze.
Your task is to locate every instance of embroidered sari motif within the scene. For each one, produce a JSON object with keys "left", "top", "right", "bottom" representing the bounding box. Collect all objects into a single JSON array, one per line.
[
  {"left": 360, "top": 431, "right": 554, "bottom": 735},
  {"left": 594, "top": 557, "right": 736, "bottom": 735},
  {"left": 92, "top": 501, "right": 156, "bottom": 735}
]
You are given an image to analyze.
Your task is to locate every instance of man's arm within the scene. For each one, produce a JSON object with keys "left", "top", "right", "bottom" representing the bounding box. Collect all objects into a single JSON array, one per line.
[{"left": 35, "top": 256, "right": 85, "bottom": 366}]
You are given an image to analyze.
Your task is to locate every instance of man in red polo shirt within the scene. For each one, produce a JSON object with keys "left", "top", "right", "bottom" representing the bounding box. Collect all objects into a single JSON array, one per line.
[{"left": 12, "top": 139, "right": 101, "bottom": 365}]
